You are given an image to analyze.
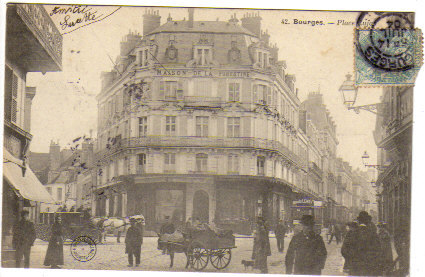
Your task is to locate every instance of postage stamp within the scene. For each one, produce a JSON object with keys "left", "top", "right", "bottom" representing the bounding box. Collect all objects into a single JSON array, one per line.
[{"left": 355, "top": 12, "right": 423, "bottom": 86}]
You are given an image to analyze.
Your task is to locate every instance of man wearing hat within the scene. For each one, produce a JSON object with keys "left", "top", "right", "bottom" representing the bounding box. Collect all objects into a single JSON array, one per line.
[
  {"left": 252, "top": 216, "right": 271, "bottom": 273},
  {"left": 12, "top": 210, "right": 36, "bottom": 268},
  {"left": 285, "top": 215, "right": 327, "bottom": 275},
  {"left": 125, "top": 218, "right": 143, "bottom": 267},
  {"left": 342, "top": 211, "right": 382, "bottom": 276}
]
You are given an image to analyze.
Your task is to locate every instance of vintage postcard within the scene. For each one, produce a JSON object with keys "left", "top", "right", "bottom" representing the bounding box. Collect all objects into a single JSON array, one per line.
[{"left": 1, "top": 2, "right": 423, "bottom": 277}]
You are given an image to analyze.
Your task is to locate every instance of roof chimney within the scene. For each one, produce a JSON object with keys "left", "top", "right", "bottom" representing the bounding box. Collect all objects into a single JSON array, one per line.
[
  {"left": 188, "top": 8, "right": 194, "bottom": 28},
  {"left": 143, "top": 9, "right": 161, "bottom": 35}
]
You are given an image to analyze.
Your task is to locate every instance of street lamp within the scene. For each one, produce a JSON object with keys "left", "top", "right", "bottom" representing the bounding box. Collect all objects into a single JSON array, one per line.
[
  {"left": 361, "top": 151, "right": 388, "bottom": 171},
  {"left": 339, "top": 73, "right": 358, "bottom": 108},
  {"left": 339, "top": 73, "right": 386, "bottom": 115}
]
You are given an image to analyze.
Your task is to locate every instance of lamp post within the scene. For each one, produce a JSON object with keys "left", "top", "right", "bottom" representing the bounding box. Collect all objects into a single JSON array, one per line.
[
  {"left": 361, "top": 151, "right": 388, "bottom": 171},
  {"left": 339, "top": 74, "right": 386, "bottom": 115}
]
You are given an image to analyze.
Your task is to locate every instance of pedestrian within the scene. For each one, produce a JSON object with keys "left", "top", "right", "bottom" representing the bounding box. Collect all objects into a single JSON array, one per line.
[
  {"left": 160, "top": 215, "right": 176, "bottom": 234},
  {"left": 12, "top": 210, "right": 36, "bottom": 268},
  {"left": 328, "top": 222, "right": 337, "bottom": 244},
  {"left": 335, "top": 224, "right": 342, "bottom": 244},
  {"left": 377, "top": 222, "right": 393, "bottom": 275},
  {"left": 341, "top": 211, "right": 382, "bottom": 276},
  {"left": 285, "top": 215, "right": 327, "bottom": 275},
  {"left": 252, "top": 217, "right": 271, "bottom": 273},
  {"left": 44, "top": 214, "right": 64, "bottom": 269},
  {"left": 341, "top": 221, "right": 358, "bottom": 274},
  {"left": 274, "top": 219, "right": 287, "bottom": 253},
  {"left": 393, "top": 223, "right": 409, "bottom": 276},
  {"left": 125, "top": 218, "right": 143, "bottom": 267}
]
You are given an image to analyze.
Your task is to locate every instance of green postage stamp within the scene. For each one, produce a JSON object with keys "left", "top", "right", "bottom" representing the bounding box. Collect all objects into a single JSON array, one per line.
[{"left": 355, "top": 12, "right": 423, "bottom": 86}]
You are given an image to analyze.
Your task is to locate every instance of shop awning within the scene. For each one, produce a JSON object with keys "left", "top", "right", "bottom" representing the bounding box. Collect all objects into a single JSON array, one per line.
[{"left": 3, "top": 150, "right": 55, "bottom": 203}]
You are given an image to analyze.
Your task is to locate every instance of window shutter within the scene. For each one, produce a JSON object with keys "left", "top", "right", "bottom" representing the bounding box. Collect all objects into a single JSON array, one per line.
[
  {"left": 4, "top": 67, "right": 13, "bottom": 121},
  {"left": 253, "top": 84, "right": 258, "bottom": 103},
  {"left": 159, "top": 81, "right": 165, "bottom": 99},
  {"left": 177, "top": 81, "right": 184, "bottom": 100},
  {"left": 217, "top": 117, "right": 224, "bottom": 137},
  {"left": 243, "top": 117, "right": 251, "bottom": 137},
  {"left": 11, "top": 73, "right": 18, "bottom": 123}
]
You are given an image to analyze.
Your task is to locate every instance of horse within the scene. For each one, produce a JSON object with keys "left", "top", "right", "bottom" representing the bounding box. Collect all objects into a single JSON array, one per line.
[
  {"left": 92, "top": 215, "right": 145, "bottom": 243},
  {"left": 158, "top": 232, "right": 192, "bottom": 268}
]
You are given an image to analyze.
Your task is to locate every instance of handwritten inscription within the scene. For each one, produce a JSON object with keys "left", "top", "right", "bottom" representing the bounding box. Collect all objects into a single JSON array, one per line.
[
  {"left": 49, "top": 5, "right": 103, "bottom": 31},
  {"left": 47, "top": 5, "right": 125, "bottom": 34}
]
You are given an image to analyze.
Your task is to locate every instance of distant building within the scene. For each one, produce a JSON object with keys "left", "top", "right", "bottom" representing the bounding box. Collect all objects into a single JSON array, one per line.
[
  {"left": 300, "top": 92, "right": 339, "bottom": 225},
  {"left": 94, "top": 9, "right": 317, "bottom": 233},
  {"left": 3, "top": 3, "right": 62, "bottom": 264},
  {"left": 28, "top": 140, "right": 95, "bottom": 212}
]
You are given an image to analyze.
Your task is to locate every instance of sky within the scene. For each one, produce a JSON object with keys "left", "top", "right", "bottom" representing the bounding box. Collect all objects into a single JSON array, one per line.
[{"left": 27, "top": 5, "right": 382, "bottom": 170}]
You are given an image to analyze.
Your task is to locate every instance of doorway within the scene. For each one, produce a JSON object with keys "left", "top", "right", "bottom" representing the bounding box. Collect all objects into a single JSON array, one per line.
[{"left": 192, "top": 190, "right": 209, "bottom": 223}]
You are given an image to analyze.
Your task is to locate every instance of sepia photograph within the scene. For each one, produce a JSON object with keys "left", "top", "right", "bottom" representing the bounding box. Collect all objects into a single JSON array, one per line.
[{"left": 1, "top": 2, "right": 423, "bottom": 276}]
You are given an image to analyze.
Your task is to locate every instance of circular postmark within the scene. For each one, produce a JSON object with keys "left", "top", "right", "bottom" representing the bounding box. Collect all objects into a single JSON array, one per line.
[
  {"left": 356, "top": 12, "right": 416, "bottom": 72},
  {"left": 70, "top": 235, "right": 97, "bottom": 262}
]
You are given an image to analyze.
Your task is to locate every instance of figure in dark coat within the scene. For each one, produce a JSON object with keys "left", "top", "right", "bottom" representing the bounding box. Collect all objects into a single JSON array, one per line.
[
  {"left": 341, "top": 221, "right": 358, "bottom": 273},
  {"left": 285, "top": 215, "right": 327, "bottom": 275},
  {"left": 12, "top": 210, "right": 36, "bottom": 268},
  {"left": 125, "top": 218, "right": 143, "bottom": 267},
  {"left": 160, "top": 216, "right": 175, "bottom": 234},
  {"left": 377, "top": 223, "right": 393, "bottom": 275},
  {"left": 252, "top": 217, "right": 271, "bottom": 273},
  {"left": 44, "top": 215, "right": 64, "bottom": 268},
  {"left": 275, "top": 219, "right": 287, "bottom": 253},
  {"left": 342, "top": 211, "right": 382, "bottom": 276},
  {"left": 328, "top": 223, "right": 342, "bottom": 244}
]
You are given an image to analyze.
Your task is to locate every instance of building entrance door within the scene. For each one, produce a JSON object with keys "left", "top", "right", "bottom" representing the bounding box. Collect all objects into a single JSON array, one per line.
[{"left": 192, "top": 190, "right": 209, "bottom": 223}]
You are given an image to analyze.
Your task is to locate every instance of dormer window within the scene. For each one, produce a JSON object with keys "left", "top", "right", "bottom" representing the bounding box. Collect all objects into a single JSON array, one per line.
[
  {"left": 194, "top": 46, "right": 212, "bottom": 66},
  {"left": 256, "top": 50, "right": 269, "bottom": 69},
  {"left": 137, "top": 47, "right": 150, "bottom": 67}
]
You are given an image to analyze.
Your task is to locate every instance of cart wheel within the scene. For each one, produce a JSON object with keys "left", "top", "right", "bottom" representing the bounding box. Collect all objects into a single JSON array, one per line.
[
  {"left": 191, "top": 244, "right": 209, "bottom": 271},
  {"left": 210, "top": 249, "right": 232, "bottom": 269}
]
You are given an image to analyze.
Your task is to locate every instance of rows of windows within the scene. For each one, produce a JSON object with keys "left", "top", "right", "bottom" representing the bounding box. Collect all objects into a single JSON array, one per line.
[
  {"left": 253, "top": 83, "right": 297, "bottom": 126},
  {"left": 100, "top": 79, "right": 297, "bottom": 119},
  {"left": 99, "top": 115, "right": 302, "bottom": 155},
  {"left": 101, "top": 154, "right": 298, "bottom": 185}
]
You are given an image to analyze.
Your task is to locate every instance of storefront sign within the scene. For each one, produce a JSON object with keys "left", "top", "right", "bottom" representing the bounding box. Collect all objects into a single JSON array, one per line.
[
  {"left": 155, "top": 69, "right": 250, "bottom": 78},
  {"left": 293, "top": 198, "right": 314, "bottom": 206}
]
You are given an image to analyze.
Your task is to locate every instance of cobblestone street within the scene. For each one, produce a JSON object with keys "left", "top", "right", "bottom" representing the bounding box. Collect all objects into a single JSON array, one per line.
[{"left": 11, "top": 234, "right": 346, "bottom": 275}]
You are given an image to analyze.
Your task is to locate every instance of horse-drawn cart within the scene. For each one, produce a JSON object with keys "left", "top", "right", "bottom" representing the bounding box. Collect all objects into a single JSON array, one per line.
[
  {"left": 36, "top": 212, "right": 100, "bottom": 243},
  {"left": 158, "top": 226, "right": 236, "bottom": 271}
]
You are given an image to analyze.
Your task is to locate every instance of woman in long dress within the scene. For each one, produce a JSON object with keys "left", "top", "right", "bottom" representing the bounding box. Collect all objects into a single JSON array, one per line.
[{"left": 44, "top": 214, "right": 64, "bottom": 269}]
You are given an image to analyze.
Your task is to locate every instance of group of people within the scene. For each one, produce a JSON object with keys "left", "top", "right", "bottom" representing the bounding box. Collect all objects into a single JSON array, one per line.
[
  {"left": 341, "top": 211, "right": 395, "bottom": 276},
  {"left": 251, "top": 211, "right": 401, "bottom": 276},
  {"left": 251, "top": 215, "right": 327, "bottom": 275},
  {"left": 12, "top": 210, "right": 64, "bottom": 269},
  {"left": 12, "top": 209, "right": 403, "bottom": 275}
]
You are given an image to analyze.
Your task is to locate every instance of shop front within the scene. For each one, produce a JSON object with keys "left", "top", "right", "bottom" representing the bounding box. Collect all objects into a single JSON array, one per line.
[{"left": 2, "top": 150, "right": 55, "bottom": 265}]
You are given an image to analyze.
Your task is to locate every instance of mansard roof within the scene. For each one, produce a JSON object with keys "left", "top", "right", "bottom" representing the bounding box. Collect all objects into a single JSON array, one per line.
[{"left": 148, "top": 20, "right": 257, "bottom": 36}]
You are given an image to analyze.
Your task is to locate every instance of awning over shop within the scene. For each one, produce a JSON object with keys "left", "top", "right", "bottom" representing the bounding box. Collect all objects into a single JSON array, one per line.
[{"left": 3, "top": 150, "right": 55, "bottom": 203}]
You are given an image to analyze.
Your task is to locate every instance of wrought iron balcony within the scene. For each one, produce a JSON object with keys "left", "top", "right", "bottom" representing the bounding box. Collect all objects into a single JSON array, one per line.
[
  {"left": 96, "top": 136, "right": 305, "bottom": 167},
  {"left": 183, "top": 96, "right": 222, "bottom": 108},
  {"left": 309, "top": 162, "right": 323, "bottom": 178},
  {"left": 7, "top": 4, "right": 62, "bottom": 72}
]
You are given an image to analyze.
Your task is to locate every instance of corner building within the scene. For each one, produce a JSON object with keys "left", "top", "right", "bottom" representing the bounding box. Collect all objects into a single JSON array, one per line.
[{"left": 95, "top": 9, "right": 310, "bottom": 233}]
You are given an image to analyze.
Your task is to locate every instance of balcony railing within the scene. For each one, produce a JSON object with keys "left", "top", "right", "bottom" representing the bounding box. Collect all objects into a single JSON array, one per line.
[
  {"left": 97, "top": 136, "right": 305, "bottom": 167},
  {"left": 14, "top": 4, "right": 62, "bottom": 70},
  {"left": 183, "top": 96, "right": 222, "bottom": 108},
  {"left": 309, "top": 162, "right": 323, "bottom": 178}
]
